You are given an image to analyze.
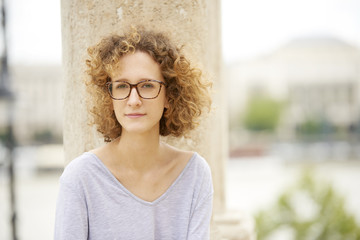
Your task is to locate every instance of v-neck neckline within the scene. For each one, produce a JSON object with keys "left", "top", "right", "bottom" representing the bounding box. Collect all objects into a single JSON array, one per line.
[{"left": 86, "top": 152, "right": 197, "bottom": 206}]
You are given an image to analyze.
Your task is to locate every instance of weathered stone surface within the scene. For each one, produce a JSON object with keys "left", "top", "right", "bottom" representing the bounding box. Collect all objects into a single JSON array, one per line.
[{"left": 213, "top": 211, "right": 256, "bottom": 240}]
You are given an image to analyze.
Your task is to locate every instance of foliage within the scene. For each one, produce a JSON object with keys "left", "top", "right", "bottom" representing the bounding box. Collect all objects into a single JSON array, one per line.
[
  {"left": 255, "top": 171, "right": 360, "bottom": 240},
  {"left": 0, "top": 131, "right": 6, "bottom": 143},
  {"left": 296, "top": 119, "right": 334, "bottom": 136},
  {"left": 32, "top": 129, "right": 62, "bottom": 144},
  {"left": 243, "top": 95, "right": 284, "bottom": 132}
]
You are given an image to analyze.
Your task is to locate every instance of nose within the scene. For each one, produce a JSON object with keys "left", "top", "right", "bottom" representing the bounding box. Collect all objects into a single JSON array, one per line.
[{"left": 127, "top": 87, "right": 142, "bottom": 106}]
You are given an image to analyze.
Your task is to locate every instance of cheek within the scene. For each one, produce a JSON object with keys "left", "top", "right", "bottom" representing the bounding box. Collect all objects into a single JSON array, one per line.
[
  {"left": 159, "top": 90, "right": 169, "bottom": 108},
  {"left": 111, "top": 101, "right": 123, "bottom": 122},
  {"left": 111, "top": 100, "right": 118, "bottom": 113}
]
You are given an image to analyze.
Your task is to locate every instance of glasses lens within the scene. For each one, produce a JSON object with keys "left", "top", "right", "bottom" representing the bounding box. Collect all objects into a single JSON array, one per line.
[
  {"left": 137, "top": 81, "right": 161, "bottom": 99},
  {"left": 110, "top": 82, "right": 130, "bottom": 99},
  {"left": 108, "top": 81, "right": 163, "bottom": 99}
]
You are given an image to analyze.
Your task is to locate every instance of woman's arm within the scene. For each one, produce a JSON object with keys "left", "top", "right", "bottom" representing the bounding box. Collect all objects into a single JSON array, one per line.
[
  {"left": 54, "top": 183, "right": 88, "bottom": 240},
  {"left": 187, "top": 193, "right": 213, "bottom": 240},
  {"left": 187, "top": 157, "right": 214, "bottom": 240}
]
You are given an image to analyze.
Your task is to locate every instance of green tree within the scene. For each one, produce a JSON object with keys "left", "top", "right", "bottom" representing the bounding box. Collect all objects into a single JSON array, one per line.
[{"left": 243, "top": 95, "right": 283, "bottom": 132}]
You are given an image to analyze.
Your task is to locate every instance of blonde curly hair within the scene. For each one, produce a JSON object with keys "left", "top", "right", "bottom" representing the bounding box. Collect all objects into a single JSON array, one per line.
[{"left": 85, "top": 27, "right": 212, "bottom": 142}]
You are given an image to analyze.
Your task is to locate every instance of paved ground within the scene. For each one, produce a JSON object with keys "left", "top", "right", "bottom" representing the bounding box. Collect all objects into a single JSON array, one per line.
[
  {"left": 0, "top": 171, "right": 61, "bottom": 240},
  {"left": 1, "top": 152, "right": 360, "bottom": 240}
]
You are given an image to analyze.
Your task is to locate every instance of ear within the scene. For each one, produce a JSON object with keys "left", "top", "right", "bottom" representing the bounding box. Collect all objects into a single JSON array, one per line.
[
  {"left": 164, "top": 97, "right": 170, "bottom": 109},
  {"left": 110, "top": 100, "right": 115, "bottom": 111}
]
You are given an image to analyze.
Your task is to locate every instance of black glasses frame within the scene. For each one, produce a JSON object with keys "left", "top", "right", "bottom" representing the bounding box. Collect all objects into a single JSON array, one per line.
[{"left": 106, "top": 79, "right": 166, "bottom": 100}]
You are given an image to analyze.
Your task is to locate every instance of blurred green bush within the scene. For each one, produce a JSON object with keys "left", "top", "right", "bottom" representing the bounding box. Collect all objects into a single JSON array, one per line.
[
  {"left": 255, "top": 171, "right": 360, "bottom": 240},
  {"left": 243, "top": 95, "right": 284, "bottom": 132},
  {"left": 31, "top": 129, "right": 62, "bottom": 144}
]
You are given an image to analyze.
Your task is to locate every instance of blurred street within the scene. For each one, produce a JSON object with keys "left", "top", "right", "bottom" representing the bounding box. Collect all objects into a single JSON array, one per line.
[
  {"left": 0, "top": 172, "right": 61, "bottom": 240},
  {"left": 1, "top": 145, "right": 360, "bottom": 239}
]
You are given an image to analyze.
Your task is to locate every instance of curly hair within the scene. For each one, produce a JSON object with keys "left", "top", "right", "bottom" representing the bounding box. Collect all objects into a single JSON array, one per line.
[{"left": 85, "top": 27, "right": 212, "bottom": 142}]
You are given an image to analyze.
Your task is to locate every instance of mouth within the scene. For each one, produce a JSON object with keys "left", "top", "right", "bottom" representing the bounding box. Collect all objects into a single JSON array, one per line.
[{"left": 125, "top": 113, "right": 146, "bottom": 119}]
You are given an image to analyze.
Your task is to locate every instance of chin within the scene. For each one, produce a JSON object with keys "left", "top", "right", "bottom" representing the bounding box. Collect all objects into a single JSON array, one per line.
[{"left": 122, "top": 124, "right": 160, "bottom": 136}]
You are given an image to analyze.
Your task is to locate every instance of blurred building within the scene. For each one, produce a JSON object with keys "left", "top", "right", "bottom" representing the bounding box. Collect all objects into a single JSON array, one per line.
[
  {"left": 227, "top": 37, "right": 360, "bottom": 139},
  {"left": 10, "top": 65, "right": 63, "bottom": 145}
]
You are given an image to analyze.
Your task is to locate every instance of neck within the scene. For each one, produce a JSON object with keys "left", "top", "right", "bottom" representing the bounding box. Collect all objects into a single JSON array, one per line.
[{"left": 112, "top": 130, "right": 164, "bottom": 171}]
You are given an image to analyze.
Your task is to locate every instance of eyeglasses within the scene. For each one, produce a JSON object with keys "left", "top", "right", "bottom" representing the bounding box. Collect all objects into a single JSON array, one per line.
[{"left": 106, "top": 79, "right": 166, "bottom": 100}]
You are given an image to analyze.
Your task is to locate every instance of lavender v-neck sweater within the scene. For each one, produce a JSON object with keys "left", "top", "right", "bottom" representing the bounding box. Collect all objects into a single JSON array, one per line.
[{"left": 54, "top": 152, "right": 213, "bottom": 240}]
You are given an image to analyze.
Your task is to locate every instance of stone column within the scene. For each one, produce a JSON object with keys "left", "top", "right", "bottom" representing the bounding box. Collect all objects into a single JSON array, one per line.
[{"left": 61, "top": 0, "right": 254, "bottom": 239}]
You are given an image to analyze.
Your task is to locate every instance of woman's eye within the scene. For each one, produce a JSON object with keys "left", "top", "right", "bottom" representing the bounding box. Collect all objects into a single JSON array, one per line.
[
  {"left": 142, "top": 83, "right": 154, "bottom": 88},
  {"left": 116, "top": 83, "right": 128, "bottom": 89}
]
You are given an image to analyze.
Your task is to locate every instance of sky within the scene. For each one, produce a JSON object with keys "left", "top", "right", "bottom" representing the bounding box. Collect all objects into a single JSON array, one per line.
[
  {"left": 6, "top": 0, "right": 62, "bottom": 65},
  {"left": 4, "top": 0, "right": 360, "bottom": 64},
  {"left": 221, "top": 0, "right": 360, "bottom": 62}
]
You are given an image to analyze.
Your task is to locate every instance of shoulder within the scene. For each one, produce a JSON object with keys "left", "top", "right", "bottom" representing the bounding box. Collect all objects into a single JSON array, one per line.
[
  {"left": 180, "top": 152, "right": 213, "bottom": 207},
  {"left": 164, "top": 143, "right": 212, "bottom": 180},
  {"left": 189, "top": 152, "right": 212, "bottom": 183},
  {"left": 163, "top": 143, "right": 212, "bottom": 187},
  {"left": 180, "top": 152, "right": 213, "bottom": 195},
  {"left": 60, "top": 152, "right": 102, "bottom": 187},
  {"left": 63, "top": 152, "right": 98, "bottom": 174},
  {"left": 191, "top": 152, "right": 210, "bottom": 170}
]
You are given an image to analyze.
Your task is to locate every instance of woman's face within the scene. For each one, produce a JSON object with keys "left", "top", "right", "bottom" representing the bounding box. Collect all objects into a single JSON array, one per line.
[{"left": 110, "top": 51, "right": 168, "bottom": 136}]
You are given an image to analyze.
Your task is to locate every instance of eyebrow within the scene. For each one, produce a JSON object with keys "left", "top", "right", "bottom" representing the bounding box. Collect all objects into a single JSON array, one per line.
[{"left": 112, "top": 78, "right": 159, "bottom": 83}]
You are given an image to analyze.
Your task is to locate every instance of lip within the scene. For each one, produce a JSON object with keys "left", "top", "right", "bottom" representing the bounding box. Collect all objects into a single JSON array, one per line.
[{"left": 125, "top": 113, "right": 146, "bottom": 119}]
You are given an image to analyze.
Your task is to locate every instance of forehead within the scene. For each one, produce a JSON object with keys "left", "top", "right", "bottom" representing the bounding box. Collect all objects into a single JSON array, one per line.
[{"left": 108, "top": 51, "right": 162, "bottom": 80}]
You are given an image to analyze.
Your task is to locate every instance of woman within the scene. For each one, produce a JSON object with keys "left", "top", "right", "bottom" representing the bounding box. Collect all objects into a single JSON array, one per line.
[{"left": 55, "top": 27, "right": 213, "bottom": 240}]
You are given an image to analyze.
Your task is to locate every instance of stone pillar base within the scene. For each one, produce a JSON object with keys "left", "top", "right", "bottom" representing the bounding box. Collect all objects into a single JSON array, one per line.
[{"left": 211, "top": 211, "right": 256, "bottom": 240}]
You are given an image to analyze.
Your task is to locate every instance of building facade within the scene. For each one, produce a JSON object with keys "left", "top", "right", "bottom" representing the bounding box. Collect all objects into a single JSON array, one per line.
[
  {"left": 10, "top": 65, "right": 63, "bottom": 144},
  {"left": 227, "top": 37, "right": 360, "bottom": 140}
]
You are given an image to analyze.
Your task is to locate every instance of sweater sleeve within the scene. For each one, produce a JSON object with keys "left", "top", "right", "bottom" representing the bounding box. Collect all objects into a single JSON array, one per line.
[
  {"left": 187, "top": 193, "right": 213, "bottom": 240},
  {"left": 187, "top": 157, "right": 214, "bottom": 240},
  {"left": 54, "top": 182, "right": 89, "bottom": 240}
]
